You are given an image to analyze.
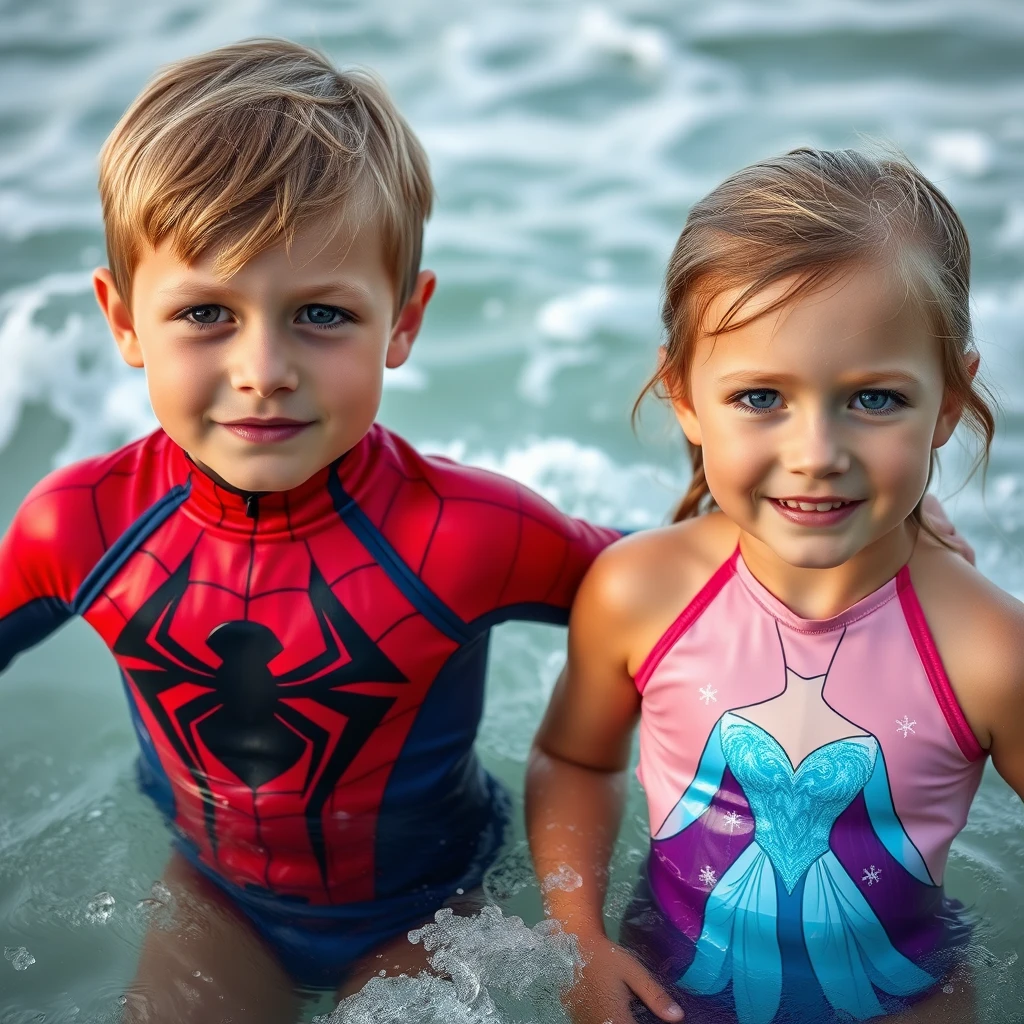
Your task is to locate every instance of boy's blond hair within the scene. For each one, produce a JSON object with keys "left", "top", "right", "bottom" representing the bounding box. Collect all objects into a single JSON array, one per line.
[{"left": 99, "top": 38, "right": 433, "bottom": 311}]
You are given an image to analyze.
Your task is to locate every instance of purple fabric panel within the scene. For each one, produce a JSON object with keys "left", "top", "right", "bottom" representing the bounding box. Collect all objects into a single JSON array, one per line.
[
  {"left": 648, "top": 767, "right": 754, "bottom": 942},
  {"left": 829, "top": 793, "right": 951, "bottom": 961}
]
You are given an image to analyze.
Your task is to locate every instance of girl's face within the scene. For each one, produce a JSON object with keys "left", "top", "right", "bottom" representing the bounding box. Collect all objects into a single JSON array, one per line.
[{"left": 673, "top": 264, "right": 963, "bottom": 570}]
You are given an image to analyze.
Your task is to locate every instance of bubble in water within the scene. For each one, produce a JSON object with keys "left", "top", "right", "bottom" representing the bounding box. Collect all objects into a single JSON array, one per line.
[
  {"left": 4, "top": 945, "right": 36, "bottom": 970},
  {"left": 136, "top": 880, "right": 172, "bottom": 910},
  {"left": 541, "top": 864, "right": 583, "bottom": 894},
  {"left": 86, "top": 891, "right": 116, "bottom": 924}
]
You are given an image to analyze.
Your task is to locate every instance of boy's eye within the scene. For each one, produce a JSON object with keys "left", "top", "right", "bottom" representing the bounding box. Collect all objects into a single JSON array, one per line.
[
  {"left": 297, "top": 304, "right": 353, "bottom": 328},
  {"left": 737, "top": 389, "right": 781, "bottom": 412},
  {"left": 852, "top": 390, "right": 906, "bottom": 414},
  {"left": 184, "top": 305, "right": 229, "bottom": 325}
]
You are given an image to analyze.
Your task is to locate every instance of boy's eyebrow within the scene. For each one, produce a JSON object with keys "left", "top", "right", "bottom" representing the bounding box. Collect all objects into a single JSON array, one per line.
[
  {"left": 287, "top": 281, "right": 374, "bottom": 305},
  {"left": 156, "top": 280, "right": 374, "bottom": 306}
]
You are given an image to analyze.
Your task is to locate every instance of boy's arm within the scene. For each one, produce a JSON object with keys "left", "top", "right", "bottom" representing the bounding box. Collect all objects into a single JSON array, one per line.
[
  {"left": 525, "top": 546, "right": 683, "bottom": 1024},
  {"left": 0, "top": 481, "right": 105, "bottom": 672},
  {"left": 415, "top": 458, "right": 620, "bottom": 632}
]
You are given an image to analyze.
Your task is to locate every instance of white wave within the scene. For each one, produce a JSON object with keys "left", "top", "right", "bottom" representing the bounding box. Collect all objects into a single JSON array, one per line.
[
  {"left": 577, "top": 7, "right": 670, "bottom": 73},
  {"left": 0, "top": 272, "right": 155, "bottom": 465},
  {"left": 924, "top": 130, "right": 995, "bottom": 178}
]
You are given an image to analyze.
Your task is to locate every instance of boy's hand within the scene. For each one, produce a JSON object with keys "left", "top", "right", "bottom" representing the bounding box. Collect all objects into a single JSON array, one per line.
[
  {"left": 566, "top": 931, "right": 683, "bottom": 1024},
  {"left": 921, "top": 494, "right": 975, "bottom": 566}
]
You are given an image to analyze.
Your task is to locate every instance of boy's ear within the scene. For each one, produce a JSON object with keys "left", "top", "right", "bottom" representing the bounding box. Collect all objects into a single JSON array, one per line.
[
  {"left": 661, "top": 345, "right": 702, "bottom": 447},
  {"left": 386, "top": 269, "right": 436, "bottom": 369},
  {"left": 931, "top": 349, "right": 980, "bottom": 450},
  {"left": 93, "top": 268, "right": 143, "bottom": 368}
]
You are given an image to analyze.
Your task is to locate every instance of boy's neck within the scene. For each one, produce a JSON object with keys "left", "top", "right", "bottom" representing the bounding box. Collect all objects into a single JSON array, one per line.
[{"left": 737, "top": 521, "right": 917, "bottom": 621}]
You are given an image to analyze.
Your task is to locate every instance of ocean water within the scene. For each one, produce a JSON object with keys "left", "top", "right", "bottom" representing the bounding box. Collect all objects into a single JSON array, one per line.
[{"left": 1, "top": 0, "right": 1023, "bottom": 1020}]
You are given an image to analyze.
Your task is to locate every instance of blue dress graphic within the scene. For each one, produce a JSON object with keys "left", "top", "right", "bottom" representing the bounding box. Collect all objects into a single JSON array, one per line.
[{"left": 653, "top": 712, "right": 938, "bottom": 1024}]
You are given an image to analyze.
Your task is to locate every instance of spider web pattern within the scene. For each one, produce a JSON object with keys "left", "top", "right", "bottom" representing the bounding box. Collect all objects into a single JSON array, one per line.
[{"left": 1, "top": 426, "right": 616, "bottom": 904}]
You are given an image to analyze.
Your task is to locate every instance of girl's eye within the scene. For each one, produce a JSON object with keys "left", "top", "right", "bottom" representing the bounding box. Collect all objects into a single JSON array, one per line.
[
  {"left": 736, "top": 389, "right": 782, "bottom": 413},
  {"left": 851, "top": 390, "right": 906, "bottom": 414},
  {"left": 297, "top": 304, "right": 353, "bottom": 328},
  {"left": 182, "top": 305, "right": 229, "bottom": 326}
]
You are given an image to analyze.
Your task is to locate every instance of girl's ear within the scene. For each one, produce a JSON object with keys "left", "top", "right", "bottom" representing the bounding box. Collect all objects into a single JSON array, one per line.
[
  {"left": 931, "top": 350, "right": 980, "bottom": 450},
  {"left": 93, "top": 268, "right": 144, "bottom": 368},
  {"left": 661, "top": 347, "right": 702, "bottom": 447}
]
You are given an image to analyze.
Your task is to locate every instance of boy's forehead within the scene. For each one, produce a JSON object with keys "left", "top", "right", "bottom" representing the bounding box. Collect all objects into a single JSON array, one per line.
[{"left": 138, "top": 216, "right": 392, "bottom": 293}]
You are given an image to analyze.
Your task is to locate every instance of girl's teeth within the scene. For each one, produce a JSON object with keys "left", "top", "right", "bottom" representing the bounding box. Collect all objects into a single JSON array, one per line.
[{"left": 779, "top": 499, "right": 850, "bottom": 511}]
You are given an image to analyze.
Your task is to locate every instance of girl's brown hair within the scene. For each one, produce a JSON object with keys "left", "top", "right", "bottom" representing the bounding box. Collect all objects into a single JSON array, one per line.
[{"left": 636, "top": 146, "right": 995, "bottom": 526}]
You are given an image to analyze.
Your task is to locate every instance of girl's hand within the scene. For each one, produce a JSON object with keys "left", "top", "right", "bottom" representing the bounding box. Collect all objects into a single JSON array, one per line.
[
  {"left": 921, "top": 493, "right": 975, "bottom": 565},
  {"left": 566, "top": 932, "right": 684, "bottom": 1024}
]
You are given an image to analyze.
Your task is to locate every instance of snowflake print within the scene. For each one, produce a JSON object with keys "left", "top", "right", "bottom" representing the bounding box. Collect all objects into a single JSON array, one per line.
[
  {"left": 862, "top": 865, "right": 882, "bottom": 887},
  {"left": 896, "top": 715, "right": 917, "bottom": 738},
  {"left": 699, "top": 865, "right": 717, "bottom": 887},
  {"left": 699, "top": 685, "right": 718, "bottom": 705},
  {"left": 723, "top": 811, "right": 744, "bottom": 833}
]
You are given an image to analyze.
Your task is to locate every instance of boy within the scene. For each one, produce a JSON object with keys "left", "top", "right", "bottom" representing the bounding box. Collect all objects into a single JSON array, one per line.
[{"left": 0, "top": 38, "right": 618, "bottom": 1020}]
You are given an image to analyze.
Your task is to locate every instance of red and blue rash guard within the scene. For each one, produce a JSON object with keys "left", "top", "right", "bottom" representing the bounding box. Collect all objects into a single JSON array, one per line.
[{"left": 0, "top": 425, "right": 618, "bottom": 909}]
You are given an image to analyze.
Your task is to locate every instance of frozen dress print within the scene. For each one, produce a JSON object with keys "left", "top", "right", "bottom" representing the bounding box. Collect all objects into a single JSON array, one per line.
[{"left": 632, "top": 549, "right": 986, "bottom": 1024}]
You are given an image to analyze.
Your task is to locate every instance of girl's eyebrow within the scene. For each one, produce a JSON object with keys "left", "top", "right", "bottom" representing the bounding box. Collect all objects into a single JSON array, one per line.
[
  {"left": 715, "top": 371, "right": 800, "bottom": 389},
  {"left": 715, "top": 370, "right": 923, "bottom": 390}
]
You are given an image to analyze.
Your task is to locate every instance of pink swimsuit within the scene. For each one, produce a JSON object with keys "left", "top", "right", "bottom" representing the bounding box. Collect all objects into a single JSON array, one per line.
[{"left": 629, "top": 547, "right": 985, "bottom": 1024}]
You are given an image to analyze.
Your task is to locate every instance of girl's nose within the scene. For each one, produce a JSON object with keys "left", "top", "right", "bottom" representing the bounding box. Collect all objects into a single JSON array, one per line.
[
  {"left": 229, "top": 326, "right": 299, "bottom": 397},
  {"left": 782, "top": 413, "right": 852, "bottom": 478}
]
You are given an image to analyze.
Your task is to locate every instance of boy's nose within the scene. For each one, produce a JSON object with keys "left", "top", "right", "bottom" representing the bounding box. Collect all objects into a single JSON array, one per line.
[
  {"left": 229, "top": 326, "right": 300, "bottom": 397},
  {"left": 782, "top": 413, "right": 852, "bottom": 478}
]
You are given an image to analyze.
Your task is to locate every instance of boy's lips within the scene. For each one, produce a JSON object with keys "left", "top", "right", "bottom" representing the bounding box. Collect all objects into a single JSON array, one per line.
[
  {"left": 218, "top": 418, "right": 314, "bottom": 444},
  {"left": 768, "top": 495, "right": 864, "bottom": 527}
]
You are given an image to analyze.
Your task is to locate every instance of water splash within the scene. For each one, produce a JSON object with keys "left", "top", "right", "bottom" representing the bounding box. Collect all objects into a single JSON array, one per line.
[
  {"left": 4, "top": 945, "right": 36, "bottom": 970},
  {"left": 540, "top": 864, "right": 583, "bottom": 895},
  {"left": 85, "top": 890, "right": 115, "bottom": 924},
  {"left": 317, "top": 905, "right": 580, "bottom": 1024}
]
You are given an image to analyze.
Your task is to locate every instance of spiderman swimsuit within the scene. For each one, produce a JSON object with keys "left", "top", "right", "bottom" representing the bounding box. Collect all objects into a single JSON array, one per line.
[{"left": 0, "top": 424, "right": 617, "bottom": 986}]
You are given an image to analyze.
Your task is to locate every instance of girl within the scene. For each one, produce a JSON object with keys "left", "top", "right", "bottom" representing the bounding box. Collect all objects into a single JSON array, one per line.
[{"left": 526, "top": 148, "right": 1024, "bottom": 1024}]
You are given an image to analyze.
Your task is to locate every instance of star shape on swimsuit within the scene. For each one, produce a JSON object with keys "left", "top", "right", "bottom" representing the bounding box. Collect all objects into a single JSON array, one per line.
[
  {"left": 896, "top": 715, "right": 917, "bottom": 738},
  {"left": 698, "top": 685, "right": 718, "bottom": 705},
  {"left": 722, "top": 810, "right": 744, "bottom": 833},
  {"left": 699, "top": 865, "right": 717, "bottom": 887},
  {"left": 862, "top": 865, "right": 882, "bottom": 886}
]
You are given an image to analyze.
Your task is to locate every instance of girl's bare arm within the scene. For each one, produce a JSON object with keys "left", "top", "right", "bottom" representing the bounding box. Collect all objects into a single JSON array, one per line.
[{"left": 526, "top": 538, "right": 691, "bottom": 1024}]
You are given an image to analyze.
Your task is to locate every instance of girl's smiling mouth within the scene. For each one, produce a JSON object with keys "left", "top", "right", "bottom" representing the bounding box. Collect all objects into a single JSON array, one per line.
[{"left": 768, "top": 496, "right": 864, "bottom": 526}]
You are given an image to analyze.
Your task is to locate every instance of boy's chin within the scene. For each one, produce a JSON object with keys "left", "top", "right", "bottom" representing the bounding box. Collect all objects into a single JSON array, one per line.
[{"left": 191, "top": 450, "right": 325, "bottom": 494}]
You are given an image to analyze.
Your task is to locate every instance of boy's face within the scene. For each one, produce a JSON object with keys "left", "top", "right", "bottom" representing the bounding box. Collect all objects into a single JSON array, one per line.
[{"left": 94, "top": 221, "right": 434, "bottom": 493}]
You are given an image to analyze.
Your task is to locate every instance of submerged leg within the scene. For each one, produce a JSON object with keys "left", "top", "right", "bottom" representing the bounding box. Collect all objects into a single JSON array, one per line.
[
  {"left": 333, "top": 888, "right": 486, "bottom": 1001},
  {"left": 123, "top": 852, "right": 301, "bottom": 1024}
]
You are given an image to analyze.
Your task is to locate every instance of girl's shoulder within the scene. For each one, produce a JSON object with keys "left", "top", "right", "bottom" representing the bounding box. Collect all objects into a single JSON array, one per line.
[
  {"left": 908, "top": 537, "right": 1024, "bottom": 750},
  {"left": 576, "top": 512, "right": 739, "bottom": 678}
]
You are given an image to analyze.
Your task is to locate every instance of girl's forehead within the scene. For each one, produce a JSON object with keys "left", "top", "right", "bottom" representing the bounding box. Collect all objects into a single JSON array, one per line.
[{"left": 694, "top": 265, "right": 937, "bottom": 374}]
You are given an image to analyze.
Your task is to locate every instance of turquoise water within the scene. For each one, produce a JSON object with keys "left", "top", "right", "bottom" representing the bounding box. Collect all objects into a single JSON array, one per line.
[{"left": 1, "top": 1, "right": 1023, "bottom": 1020}]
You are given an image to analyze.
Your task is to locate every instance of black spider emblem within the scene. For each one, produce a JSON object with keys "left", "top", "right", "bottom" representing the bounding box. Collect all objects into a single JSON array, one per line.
[{"left": 113, "top": 552, "right": 408, "bottom": 886}]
